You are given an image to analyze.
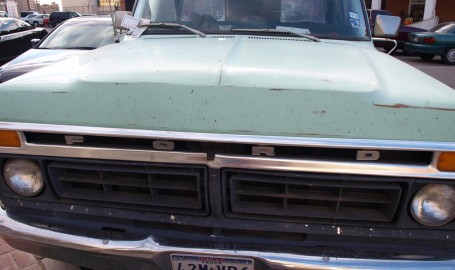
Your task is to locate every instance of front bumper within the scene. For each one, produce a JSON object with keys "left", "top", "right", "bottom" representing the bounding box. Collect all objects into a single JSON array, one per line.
[
  {"left": 403, "top": 42, "right": 445, "bottom": 55},
  {"left": 0, "top": 209, "right": 454, "bottom": 270}
]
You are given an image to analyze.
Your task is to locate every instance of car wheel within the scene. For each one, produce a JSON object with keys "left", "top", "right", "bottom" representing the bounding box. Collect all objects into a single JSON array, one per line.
[
  {"left": 442, "top": 48, "right": 455, "bottom": 65},
  {"left": 419, "top": 53, "right": 435, "bottom": 61},
  {"left": 33, "top": 21, "right": 39, "bottom": 26}
]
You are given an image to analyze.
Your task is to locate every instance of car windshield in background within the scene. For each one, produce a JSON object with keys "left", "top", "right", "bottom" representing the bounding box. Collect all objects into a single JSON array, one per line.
[
  {"left": 135, "top": 0, "right": 369, "bottom": 40},
  {"left": 429, "top": 22, "right": 455, "bottom": 34},
  {"left": 39, "top": 20, "right": 114, "bottom": 49}
]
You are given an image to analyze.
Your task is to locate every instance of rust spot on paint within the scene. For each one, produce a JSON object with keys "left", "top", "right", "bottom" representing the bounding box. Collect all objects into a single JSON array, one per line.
[
  {"left": 374, "top": 103, "right": 455, "bottom": 111},
  {"left": 426, "top": 107, "right": 455, "bottom": 112},
  {"left": 313, "top": 110, "right": 326, "bottom": 115},
  {"left": 374, "top": 103, "right": 411, "bottom": 108}
]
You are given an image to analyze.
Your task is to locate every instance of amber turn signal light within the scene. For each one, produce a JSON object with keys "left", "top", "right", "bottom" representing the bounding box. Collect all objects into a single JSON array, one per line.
[
  {"left": 437, "top": 152, "right": 455, "bottom": 172},
  {"left": 0, "top": 131, "right": 21, "bottom": 147}
]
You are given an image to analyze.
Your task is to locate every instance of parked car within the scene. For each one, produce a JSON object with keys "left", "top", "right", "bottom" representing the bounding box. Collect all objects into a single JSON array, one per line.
[
  {"left": 20, "top": 14, "right": 38, "bottom": 24},
  {"left": 19, "top": 11, "right": 38, "bottom": 18},
  {"left": 0, "top": 18, "right": 47, "bottom": 65},
  {"left": 42, "top": 16, "right": 49, "bottom": 26},
  {"left": 0, "top": 11, "right": 7, "bottom": 17},
  {"left": 0, "top": 16, "right": 118, "bottom": 83},
  {"left": 405, "top": 22, "right": 455, "bottom": 64},
  {"left": 29, "top": 14, "right": 49, "bottom": 26},
  {"left": 368, "top": 9, "right": 425, "bottom": 52},
  {"left": 48, "top": 11, "right": 81, "bottom": 27}
]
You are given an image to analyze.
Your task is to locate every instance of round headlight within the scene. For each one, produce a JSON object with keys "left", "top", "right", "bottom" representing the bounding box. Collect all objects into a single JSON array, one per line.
[
  {"left": 411, "top": 184, "right": 455, "bottom": 226},
  {"left": 3, "top": 159, "right": 44, "bottom": 197}
]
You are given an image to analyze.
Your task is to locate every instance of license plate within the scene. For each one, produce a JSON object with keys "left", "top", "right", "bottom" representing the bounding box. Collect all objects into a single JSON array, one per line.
[{"left": 170, "top": 253, "right": 254, "bottom": 270}]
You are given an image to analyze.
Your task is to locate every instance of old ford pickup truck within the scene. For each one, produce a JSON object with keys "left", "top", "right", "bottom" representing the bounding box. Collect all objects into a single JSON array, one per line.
[{"left": 0, "top": 0, "right": 455, "bottom": 269}]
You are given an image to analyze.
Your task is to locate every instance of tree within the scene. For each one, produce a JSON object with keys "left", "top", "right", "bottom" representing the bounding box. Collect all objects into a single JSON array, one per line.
[{"left": 84, "top": 0, "right": 94, "bottom": 14}]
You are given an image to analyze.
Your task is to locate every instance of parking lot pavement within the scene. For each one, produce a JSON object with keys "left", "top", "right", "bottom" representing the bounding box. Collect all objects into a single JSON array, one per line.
[
  {"left": 395, "top": 54, "right": 455, "bottom": 89},
  {"left": 0, "top": 237, "right": 80, "bottom": 270}
]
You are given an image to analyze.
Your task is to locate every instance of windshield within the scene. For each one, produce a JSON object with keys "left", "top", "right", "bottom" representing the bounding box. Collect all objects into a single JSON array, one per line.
[
  {"left": 39, "top": 20, "right": 115, "bottom": 49},
  {"left": 135, "top": 0, "right": 369, "bottom": 40}
]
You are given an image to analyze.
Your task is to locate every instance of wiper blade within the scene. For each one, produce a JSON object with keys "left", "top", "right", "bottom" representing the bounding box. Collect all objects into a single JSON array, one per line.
[
  {"left": 231, "top": 28, "right": 320, "bottom": 42},
  {"left": 64, "top": 47, "right": 97, "bottom": 50},
  {"left": 140, "top": 23, "right": 206, "bottom": 38}
]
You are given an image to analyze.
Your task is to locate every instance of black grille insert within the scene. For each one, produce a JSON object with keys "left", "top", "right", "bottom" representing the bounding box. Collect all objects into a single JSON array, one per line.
[
  {"left": 224, "top": 170, "right": 403, "bottom": 223},
  {"left": 48, "top": 161, "right": 208, "bottom": 215},
  {"left": 24, "top": 132, "right": 433, "bottom": 165}
]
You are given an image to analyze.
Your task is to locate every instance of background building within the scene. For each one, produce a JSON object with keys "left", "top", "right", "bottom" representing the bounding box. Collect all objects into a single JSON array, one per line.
[
  {"left": 16, "top": 0, "right": 38, "bottom": 13},
  {"left": 366, "top": 0, "right": 454, "bottom": 29},
  {"left": 4, "top": 0, "right": 18, "bottom": 17},
  {"left": 61, "top": 0, "right": 132, "bottom": 14},
  {"left": 37, "top": 1, "right": 59, "bottom": 13}
]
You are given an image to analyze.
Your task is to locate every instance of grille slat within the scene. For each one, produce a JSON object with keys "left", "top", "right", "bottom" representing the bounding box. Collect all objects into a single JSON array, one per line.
[
  {"left": 58, "top": 173, "right": 102, "bottom": 184},
  {"left": 225, "top": 170, "right": 402, "bottom": 223},
  {"left": 233, "top": 182, "right": 394, "bottom": 203},
  {"left": 150, "top": 179, "right": 198, "bottom": 191},
  {"left": 48, "top": 162, "right": 208, "bottom": 214}
]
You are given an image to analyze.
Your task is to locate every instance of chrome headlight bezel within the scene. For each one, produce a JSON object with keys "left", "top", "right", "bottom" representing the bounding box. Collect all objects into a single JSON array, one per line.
[
  {"left": 411, "top": 184, "right": 455, "bottom": 227},
  {"left": 3, "top": 159, "right": 44, "bottom": 197}
]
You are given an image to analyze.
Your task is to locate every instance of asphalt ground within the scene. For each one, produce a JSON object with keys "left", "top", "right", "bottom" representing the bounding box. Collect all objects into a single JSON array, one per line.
[
  {"left": 395, "top": 54, "right": 455, "bottom": 89},
  {"left": 0, "top": 50, "right": 454, "bottom": 270}
]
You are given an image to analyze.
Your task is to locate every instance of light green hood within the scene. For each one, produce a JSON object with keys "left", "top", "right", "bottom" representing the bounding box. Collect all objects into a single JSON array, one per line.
[{"left": 0, "top": 35, "right": 454, "bottom": 141}]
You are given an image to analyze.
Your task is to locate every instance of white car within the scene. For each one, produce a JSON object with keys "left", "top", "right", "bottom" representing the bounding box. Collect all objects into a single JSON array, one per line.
[
  {"left": 30, "top": 14, "right": 49, "bottom": 26},
  {"left": 20, "top": 14, "right": 37, "bottom": 23}
]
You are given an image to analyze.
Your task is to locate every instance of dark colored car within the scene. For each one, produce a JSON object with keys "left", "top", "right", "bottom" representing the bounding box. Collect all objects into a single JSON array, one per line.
[
  {"left": 368, "top": 9, "right": 425, "bottom": 53},
  {"left": 20, "top": 11, "right": 38, "bottom": 18},
  {"left": 0, "top": 18, "right": 48, "bottom": 65},
  {"left": 48, "top": 11, "right": 81, "bottom": 27},
  {"left": 0, "top": 16, "right": 118, "bottom": 83},
  {"left": 405, "top": 22, "right": 455, "bottom": 64}
]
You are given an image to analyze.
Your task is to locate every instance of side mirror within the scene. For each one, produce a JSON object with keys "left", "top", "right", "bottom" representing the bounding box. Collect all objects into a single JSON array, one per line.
[
  {"left": 114, "top": 11, "right": 132, "bottom": 30},
  {"left": 31, "top": 39, "right": 40, "bottom": 47},
  {"left": 374, "top": 15, "right": 400, "bottom": 38}
]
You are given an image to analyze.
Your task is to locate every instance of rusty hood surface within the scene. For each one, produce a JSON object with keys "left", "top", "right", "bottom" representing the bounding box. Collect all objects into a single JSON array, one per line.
[{"left": 0, "top": 35, "right": 454, "bottom": 141}]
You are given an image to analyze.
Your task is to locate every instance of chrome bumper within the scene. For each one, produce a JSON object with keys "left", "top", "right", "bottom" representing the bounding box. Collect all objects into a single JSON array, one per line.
[{"left": 0, "top": 209, "right": 454, "bottom": 270}]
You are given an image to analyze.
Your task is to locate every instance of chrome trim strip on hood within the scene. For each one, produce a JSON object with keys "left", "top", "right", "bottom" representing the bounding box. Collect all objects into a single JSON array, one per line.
[{"left": 1, "top": 121, "right": 455, "bottom": 151}]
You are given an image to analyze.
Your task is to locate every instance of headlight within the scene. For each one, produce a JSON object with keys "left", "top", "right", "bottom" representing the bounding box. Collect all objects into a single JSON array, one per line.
[
  {"left": 411, "top": 184, "right": 455, "bottom": 226},
  {"left": 3, "top": 159, "right": 44, "bottom": 196}
]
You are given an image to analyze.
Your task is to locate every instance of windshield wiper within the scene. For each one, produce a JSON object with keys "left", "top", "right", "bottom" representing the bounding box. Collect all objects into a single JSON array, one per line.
[
  {"left": 231, "top": 28, "right": 320, "bottom": 42},
  {"left": 64, "top": 47, "right": 97, "bottom": 50},
  {"left": 140, "top": 23, "right": 206, "bottom": 38}
]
